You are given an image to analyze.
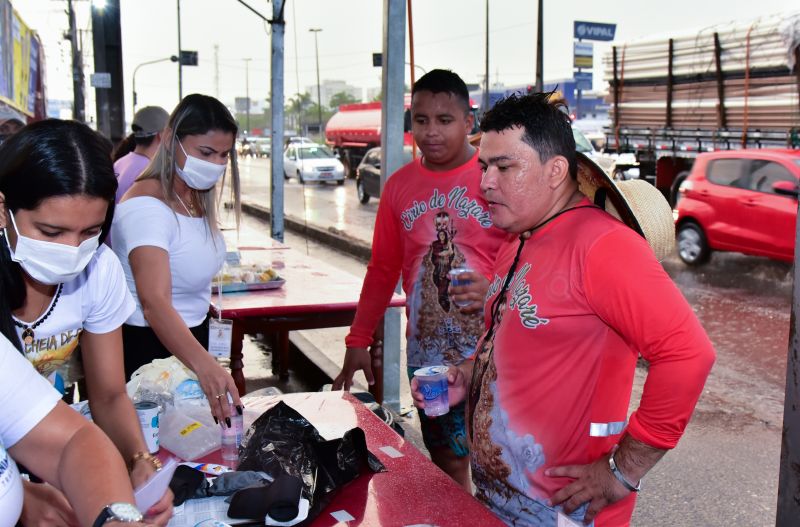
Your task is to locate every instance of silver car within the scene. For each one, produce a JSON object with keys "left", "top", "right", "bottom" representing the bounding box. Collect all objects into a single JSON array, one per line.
[{"left": 283, "top": 144, "right": 345, "bottom": 184}]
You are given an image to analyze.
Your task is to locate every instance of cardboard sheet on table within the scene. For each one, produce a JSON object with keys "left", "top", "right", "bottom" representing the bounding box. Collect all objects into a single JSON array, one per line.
[{"left": 212, "top": 277, "right": 285, "bottom": 294}]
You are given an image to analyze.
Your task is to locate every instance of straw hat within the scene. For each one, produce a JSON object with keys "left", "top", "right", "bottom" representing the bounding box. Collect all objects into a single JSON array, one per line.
[{"left": 575, "top": 151, "right": 675, "bottom": 261}]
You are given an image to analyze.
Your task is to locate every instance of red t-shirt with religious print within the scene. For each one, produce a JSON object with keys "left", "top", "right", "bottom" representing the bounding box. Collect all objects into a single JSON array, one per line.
[
  {"left": 470, "top": 200, "right": 715, "bottom": 526},
  {"left": 346, "top": 151, "right": 507, "bottom": 368}
]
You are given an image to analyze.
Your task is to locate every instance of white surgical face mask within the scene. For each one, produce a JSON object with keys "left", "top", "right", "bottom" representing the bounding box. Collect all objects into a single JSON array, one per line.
[
  {"left": 4, "top": 210, "right": 100, "bottom": 285},
  {"left": 175, "top": 140, "right": 227, "bottom": 190}
]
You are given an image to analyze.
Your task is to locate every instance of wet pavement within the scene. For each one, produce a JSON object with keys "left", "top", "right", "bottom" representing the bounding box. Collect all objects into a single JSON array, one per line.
[{"left": 232, "top": 157, "right": 793, "bottom": 525}]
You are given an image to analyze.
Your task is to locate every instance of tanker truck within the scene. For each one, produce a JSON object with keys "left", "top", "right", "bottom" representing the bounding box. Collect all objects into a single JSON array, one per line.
[{"left": 325, "top": 96, "right": 480, "bottom": 178}]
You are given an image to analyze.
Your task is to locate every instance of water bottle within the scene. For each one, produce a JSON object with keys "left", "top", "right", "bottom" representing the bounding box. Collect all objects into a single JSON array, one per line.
[
  {"left": 220, "top": 424, "right": 238, "bottom": 467},
  {"left": 220, "top": 395, "right": 242, "bottom": 468}
]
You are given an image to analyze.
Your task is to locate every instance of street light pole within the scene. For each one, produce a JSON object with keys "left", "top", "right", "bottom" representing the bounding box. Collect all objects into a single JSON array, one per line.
[
  {"left": 309, "top": 28, "right": 323, "bottom": 134},
  {"left": 243, "top": 58, "right": 251, "bottom": 134},
  {"left": 133, "top": 56, "right": 178, "bottom": 115},
  {"left": 177, "top": 0, "right": 183, "bottom": 100}
]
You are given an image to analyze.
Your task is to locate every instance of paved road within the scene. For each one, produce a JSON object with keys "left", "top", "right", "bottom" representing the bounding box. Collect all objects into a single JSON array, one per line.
[
  {"left": 238, "top": 156, "right": 377, "bottom": 243},
  {"left": 234, "top": 156, "right": 792, "bottom": 525}
]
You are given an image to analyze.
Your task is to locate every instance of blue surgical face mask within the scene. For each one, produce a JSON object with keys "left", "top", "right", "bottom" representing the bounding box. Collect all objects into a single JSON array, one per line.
[{"left": 175, "top": 141, "right": 227, "bottom": 190}]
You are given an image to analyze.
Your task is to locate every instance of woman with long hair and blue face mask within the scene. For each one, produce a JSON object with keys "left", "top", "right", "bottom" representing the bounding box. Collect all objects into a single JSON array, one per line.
[
  {"left": 0, "top": 119, "right": 172, "bottom": 527},
  {"left": 112, "top": 94, "right": 243, "bottom": 427}
]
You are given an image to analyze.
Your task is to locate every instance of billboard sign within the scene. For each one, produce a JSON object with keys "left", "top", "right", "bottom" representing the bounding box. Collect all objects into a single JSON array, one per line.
[
  {"left": 574, "top": 42, "right": 593, "bottom": 68},
  {"left": 574, "top": 21, "right": 617, "bottom": 42},
  {"left": 0, "top": 0, "right": 42, "bottom": 117}
]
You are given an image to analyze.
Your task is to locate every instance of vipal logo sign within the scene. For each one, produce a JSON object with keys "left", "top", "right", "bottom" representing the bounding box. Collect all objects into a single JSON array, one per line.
[{"left": 573, "top": 21, "right": 617, "bottom": 42}]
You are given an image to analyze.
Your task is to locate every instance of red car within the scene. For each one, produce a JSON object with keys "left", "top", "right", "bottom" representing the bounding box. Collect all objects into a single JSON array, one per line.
[{"left": 674, "top": 149, "right": 800, "bottom": 265}]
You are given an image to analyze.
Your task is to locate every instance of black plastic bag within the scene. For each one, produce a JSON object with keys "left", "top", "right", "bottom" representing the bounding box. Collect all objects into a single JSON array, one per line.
[{"left": 236, "top": 401, "right": 385, "bottom": 524}]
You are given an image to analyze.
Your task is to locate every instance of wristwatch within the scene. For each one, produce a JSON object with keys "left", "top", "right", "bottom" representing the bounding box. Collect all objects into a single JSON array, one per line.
[{"left": 92, "top": 503, "right": 143, "bottom": 527}]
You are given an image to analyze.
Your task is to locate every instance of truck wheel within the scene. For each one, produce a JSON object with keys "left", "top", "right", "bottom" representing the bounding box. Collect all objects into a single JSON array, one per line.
[
  {"left": 357, "top": 179, "right": 370, "bottom": 204},
  {"left": 297, "top": 170, "right": 305, "bottom": 184},
  {"left": 671, "top": 171, "right": 691, "bottom": 207},
  {"left": 676, "top": 222, "right": 711, "bottom": 265},
  {"left": 342, "top": 155, "right": 353, "bottom": 179},
  {"left": 336, "top": 179, "right": 344, "bottom": 186},
  {"left": 283, "top": 170, "right": 289, "bottom": 180}
]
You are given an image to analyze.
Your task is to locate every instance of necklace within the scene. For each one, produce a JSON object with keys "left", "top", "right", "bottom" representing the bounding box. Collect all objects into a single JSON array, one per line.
[
  {"left": 467, "top": 204, "right": 596, "bottom": 438},
  {"left": 174, "top": 192, "right": 196, "bottom": 217},
  {"left": 13, "top": 283, "right": 64, "bottom": 345}
]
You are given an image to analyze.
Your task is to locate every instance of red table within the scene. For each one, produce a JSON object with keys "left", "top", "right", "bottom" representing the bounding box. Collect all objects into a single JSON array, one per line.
[
  {"left": 215, "top": 247, "right": 405, "bottom": 403},
  {"left": 174, "top": 391, "right": 504, "bottom": 527}
]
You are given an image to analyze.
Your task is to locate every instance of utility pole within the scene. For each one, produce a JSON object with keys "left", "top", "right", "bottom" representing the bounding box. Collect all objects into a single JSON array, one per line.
[
  {"left": 535, "top": 0, "right": 543, "bottom": 92},
  {"left": 67, "top": 0, "right": 85, "bottom": 122},
  {"left": 177, "top": 0, "right": 183, "bottom": 100},
  {"left": 483, "top": 0, "right": 489, "bottom": 112},
  {"left": 244, "top": 58, "right": 251, "bottom": 134},
  {"left": 309, "top": 28, "right": 323, "bottom": 134},
  {"left": 91, "top": 0, "right": 125, "bottom": 143}
]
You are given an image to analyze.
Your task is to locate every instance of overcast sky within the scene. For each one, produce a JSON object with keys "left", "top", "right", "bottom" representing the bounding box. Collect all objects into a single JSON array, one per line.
[{"left": 15, "top": 0, "right": 799, "bottom": 123}]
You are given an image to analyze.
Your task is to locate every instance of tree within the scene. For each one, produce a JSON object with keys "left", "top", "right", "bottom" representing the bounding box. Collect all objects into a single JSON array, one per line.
[{"left": 328, "top": 91, "right": 358, "bottom": 110}]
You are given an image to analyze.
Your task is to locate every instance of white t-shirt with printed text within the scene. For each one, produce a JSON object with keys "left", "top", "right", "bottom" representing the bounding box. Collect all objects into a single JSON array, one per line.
[{"left": 12, "top": 244, "right": 135, "bottom": 383}]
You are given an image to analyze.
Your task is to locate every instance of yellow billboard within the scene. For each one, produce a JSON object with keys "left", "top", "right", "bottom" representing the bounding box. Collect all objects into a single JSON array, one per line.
[{"left": 0, "top": 0, "right": 41, "bottom": 117}]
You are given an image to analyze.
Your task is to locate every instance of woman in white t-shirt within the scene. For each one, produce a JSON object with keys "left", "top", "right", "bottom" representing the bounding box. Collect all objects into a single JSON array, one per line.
[
  {"left": 0, "top": 120, "right": 171, "bottom": 526},
  {"left": 0, "top": 333, "right": 150, "bottom": 527},
  {"left": 112, "top": 94, "right": 243, "bottom": 426}
]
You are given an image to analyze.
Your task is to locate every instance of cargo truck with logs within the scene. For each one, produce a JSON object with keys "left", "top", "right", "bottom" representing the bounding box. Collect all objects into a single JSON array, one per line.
[{"left": 603, "top": 13, "right": 800, "bottom": 204}]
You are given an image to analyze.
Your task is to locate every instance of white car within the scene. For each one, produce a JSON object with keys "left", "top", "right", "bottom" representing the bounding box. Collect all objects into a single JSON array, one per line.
[{"left": 283, "top": 144, "right": 345, "bottom": 184}]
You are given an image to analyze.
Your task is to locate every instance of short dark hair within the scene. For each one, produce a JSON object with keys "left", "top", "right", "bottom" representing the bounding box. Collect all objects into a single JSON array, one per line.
[
  {"left": 411, "top": 69, "right": 470, "bottom": 114},
  {"left": 480, "top": 91, "right": 577, "bottom": 179}
]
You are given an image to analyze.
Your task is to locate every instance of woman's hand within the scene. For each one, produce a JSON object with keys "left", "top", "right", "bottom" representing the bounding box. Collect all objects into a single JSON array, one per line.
[
  {"left": 20, "top": 480, "right": 79, "bottom": 527},
  {"left": 195, "top": 359, "right": 242, "bottom": 426},
  {"left": 129, "top": 460, "right": 174, "bottom": 527}
]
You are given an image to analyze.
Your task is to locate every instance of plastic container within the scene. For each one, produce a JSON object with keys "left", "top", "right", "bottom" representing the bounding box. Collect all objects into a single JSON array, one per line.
[
  {"left": 414, "top": 365, "right": 450, "bottom": 417},
  {"left": 220, "top": 396, "right": 243, "bottom": 468},
  {"left": 448, "top": 267, "right": 474, "bottom": 307}
]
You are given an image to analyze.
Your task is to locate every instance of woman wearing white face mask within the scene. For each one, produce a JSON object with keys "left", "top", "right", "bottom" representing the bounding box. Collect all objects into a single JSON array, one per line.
[
  {"left": 112, "top": 94, "right": 243, "bottom": 427},
  {"left": 0, "top": 120, "right": 173, "bottom": 527}
]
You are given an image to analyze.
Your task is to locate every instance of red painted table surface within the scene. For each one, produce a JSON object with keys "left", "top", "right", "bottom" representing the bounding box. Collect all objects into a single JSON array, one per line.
[
  {"left": 216, "top": 247, "right": 404, "bottom": 319},
  {"left": 163, "top": 391, "right": 503, "bottom": 527}
]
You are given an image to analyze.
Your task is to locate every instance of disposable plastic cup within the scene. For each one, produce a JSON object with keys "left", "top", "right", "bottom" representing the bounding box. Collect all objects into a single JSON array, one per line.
[
  {"left": 414, "top": 365, "right": 450, "bottom": 417},
  {"left": 448, "top": 267, "right": 473, "bottom": 308}
]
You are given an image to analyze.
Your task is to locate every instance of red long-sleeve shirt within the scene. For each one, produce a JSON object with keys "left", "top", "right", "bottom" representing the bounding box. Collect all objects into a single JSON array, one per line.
[
  {"left": 345, "top": 152, "right": 507, "bottom": 367},
  {"left": 470, "top": 200, "right": 715, "bottom": 526}
]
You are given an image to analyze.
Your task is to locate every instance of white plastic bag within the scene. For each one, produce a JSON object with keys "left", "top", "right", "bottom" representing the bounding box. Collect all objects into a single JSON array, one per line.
[{"left": 126, "top": 357, "right": 200, "bottom": 407}]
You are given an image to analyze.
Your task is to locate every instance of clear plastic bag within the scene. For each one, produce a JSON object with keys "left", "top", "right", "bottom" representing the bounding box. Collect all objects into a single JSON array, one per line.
[
  {"left": 159, "top": 403, "right": 221, "bottom": 461},
  {"left": 126, "top": 357, "right": 201, "bottom": 408}
]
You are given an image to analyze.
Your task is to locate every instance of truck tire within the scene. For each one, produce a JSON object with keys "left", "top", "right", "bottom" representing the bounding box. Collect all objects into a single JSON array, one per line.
[
  {"left": 339, "top": 150, "right": 353, "bottom": 178},
  {"left": 671, "top": 171, "right": 691, "bottom": 207},
  {"left": 676, "top": 222, "right": 711, "bottom": 265},
  {"left": 336, "top": 179, "right": 345, "bottom": 186},
  {"left": 357, "top": 179, "right": 370, "bottom": 204},
  {"left": 297, "top": 170, "right": 305, "bottom": 184}
]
